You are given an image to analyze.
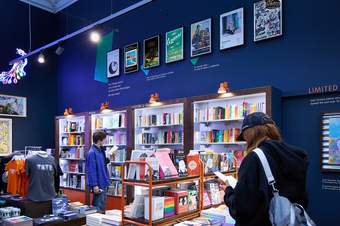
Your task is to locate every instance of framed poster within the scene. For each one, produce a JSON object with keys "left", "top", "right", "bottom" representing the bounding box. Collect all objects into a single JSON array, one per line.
[
  {"left": 107, "top": 49, "right": 120, "bottom": 78},
  {"left": 143, "top": 35, "right": 160, "bottom": 69},
  {"left": 220, "top": 8, "right": 244, "bottom": 50},
  {"left": 191, "top": 18, "right": 212, "bottom": 57},
  {"left": 0, "top": 118, "right": 12, "bottom": 156},
  {"left": 0, "top": 94, "right": 27, "bottom": 117},
  {"left": 166, "top": 27, "right": 184, "bottom": 63},
  {"left": 254, "top": 0, "right": 282, "bottom": 42},
  {"left": 124, "top": 43, "right": 139, "bottom": 74},
  {"left": 321, "top": 112, "right": 340, "bottom": 172}
]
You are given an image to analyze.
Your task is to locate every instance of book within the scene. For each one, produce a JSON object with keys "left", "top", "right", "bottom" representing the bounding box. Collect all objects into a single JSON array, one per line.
[
  {"left": 164, "top": 190, "right": 188, "bottom": 214},
  {"left": 213, "top": 172, "right": 237, "bottom": 188},
  {"left": 154, "top": 150, "right": 178, "bottom": 179},
  {"left": 188, "top": 190, "right": 198, "bottom": 211},
  {"left": 164, "top": 196, "right": 175, "bottom": 217},
  {"left": 187, "top": 152, "right": 200, "bottom": 176},
  {"left": 144, "top": 196, "right": 164, "bottom": 221}
]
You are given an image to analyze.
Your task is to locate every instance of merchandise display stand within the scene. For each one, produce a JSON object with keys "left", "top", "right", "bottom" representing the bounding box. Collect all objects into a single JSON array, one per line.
[
  {"left": 89, "top": 109, "right": 131, "bottom": 209},
  {"left": 121, "top": 160, "right": 203, "bottom": 226},
  {"left": 55, "top": 113, "right": 91, "bottom": 203}
]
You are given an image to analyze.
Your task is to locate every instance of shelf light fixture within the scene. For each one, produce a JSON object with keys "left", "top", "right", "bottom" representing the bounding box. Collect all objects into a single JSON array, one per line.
[
  {"left": 218, "top": 82, "right": 234, "bottom": 97},
  {"left": 149, "top": 93, "right": 161, "bottom": 106},
  {"left": 64, "top": 107, "right": 74, "bottom": 117},
  {"left": 100, "top": 102, "right": 112, "bottom": 113}
]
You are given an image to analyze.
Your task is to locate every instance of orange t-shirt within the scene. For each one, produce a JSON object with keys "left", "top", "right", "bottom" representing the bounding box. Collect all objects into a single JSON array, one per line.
[
  {"left": 19, "top": 161, "right": 29, "bottom": 196},
  {"left": 5, "top": 160, "right": 22, "bottom": 194}
]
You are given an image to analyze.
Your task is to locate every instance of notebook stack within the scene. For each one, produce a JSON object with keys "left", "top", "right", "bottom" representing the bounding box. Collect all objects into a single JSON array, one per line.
[
  {"left": 102, "top": 210, "right": 122, "bottom": 226},
  {"left": 86, "top": 213, "right": 104, "bottom": 226},
  {"left": 3, "top": 216, "right": 33, "bottom": 226}
]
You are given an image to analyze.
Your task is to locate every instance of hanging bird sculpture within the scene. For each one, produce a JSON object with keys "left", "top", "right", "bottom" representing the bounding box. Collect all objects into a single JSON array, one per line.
[{"left": 0, "top": 49, "right": 28, "bottom": 84}]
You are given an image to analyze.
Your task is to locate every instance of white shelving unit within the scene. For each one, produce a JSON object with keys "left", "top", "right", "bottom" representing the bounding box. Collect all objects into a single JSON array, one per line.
[
  {"left": 193, "top": 93, "right": 267, "bottom": 154},
  {"left": 58, "top": 115, "right": 86, "bottom": 191},
  {"left": 91, "top": 110, "right": 127, "bottom": 197},
  {"left": 134, "top": 103, "right": 184, "bottom": 150}
]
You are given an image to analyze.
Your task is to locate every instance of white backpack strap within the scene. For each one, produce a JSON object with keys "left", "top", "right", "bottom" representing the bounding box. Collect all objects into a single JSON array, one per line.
[{"left": 253, "top": 148, "right": 276, "bottom": 185}]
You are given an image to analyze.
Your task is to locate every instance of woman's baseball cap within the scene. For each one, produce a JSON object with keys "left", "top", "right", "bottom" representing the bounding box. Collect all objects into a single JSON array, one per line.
[{"left": 237, "top": 112, "right": 274, "bottom": 141}]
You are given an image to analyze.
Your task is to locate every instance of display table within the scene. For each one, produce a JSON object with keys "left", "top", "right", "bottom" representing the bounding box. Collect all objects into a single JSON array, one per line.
[
  {"left": 34, "top": 215, "right": 86, "bottom": 226},
  {"left": 1, "top": 196, "right": 52, "bottom": 218}
]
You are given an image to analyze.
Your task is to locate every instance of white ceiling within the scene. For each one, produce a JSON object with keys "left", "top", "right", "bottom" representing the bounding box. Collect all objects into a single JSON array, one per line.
[{"left": 19, "top": 0, "right": 78, "bottom": 13}]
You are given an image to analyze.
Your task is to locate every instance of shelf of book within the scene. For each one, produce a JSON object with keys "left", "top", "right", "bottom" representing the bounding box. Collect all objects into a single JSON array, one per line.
[
  {"left": 136, "top": 123, "right": 183, "bottom": 129},
  {"left": 135, "top": 143, "right": 183, "bottom": 146},
  {"left": 124, "top": 175, "right": 201, "bottom": 188},
  {"left": 195, "top": 118, "right": 244, "bottom": 124},
  {"left": 56, "top": 113, "right": 90, "bottom": 203},
  {"left": 204, "top": 171, "right": 237, "bottom": 180},
  {"left": 202, "top": 203, "right": 223, "bottom": 210},
  {"left": 121, "top": 160, "right": 203, "bottom": 226},
  {"left": 133, "top": 102, "right": 185, "bottom": 151},
  {"left": 197, "top": 142, "right": 247, "bottom": 146}
]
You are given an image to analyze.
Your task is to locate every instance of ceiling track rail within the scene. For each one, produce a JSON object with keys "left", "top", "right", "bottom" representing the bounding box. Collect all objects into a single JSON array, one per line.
[{"left": 9, "top": 0, "right": 153, "bottom": 65}]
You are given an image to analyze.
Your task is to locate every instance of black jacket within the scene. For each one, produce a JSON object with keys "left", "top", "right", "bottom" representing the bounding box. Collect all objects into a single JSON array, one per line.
[{"left": 224, "top": 140, "right": 309, "bottom": 226}]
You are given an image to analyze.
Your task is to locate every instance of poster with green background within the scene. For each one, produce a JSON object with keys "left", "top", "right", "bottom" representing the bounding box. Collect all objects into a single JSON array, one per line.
[{"left": 166, "top": 27, "right": 184, "bottom": 63}]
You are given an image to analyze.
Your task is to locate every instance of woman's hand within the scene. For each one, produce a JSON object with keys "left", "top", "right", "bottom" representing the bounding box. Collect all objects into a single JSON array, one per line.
[{"left": 218, "top": 178, "right": 230, "bottom": 191}]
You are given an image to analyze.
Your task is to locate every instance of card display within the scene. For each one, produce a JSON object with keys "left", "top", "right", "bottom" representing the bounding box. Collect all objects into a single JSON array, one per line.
[
  {"left": 166, "top": 27, "right": 184, "bottom": 63},
  {"left": 124, "top": 43, "right": 139, "bottom": 73},
  {"left": 144, "top": 36, "right": 160, "bottom": 68}
]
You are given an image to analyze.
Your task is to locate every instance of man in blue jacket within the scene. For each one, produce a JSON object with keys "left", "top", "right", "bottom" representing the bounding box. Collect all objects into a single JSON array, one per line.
[{"left": 86, "top": 131, "right": 110, "bottom": 212}]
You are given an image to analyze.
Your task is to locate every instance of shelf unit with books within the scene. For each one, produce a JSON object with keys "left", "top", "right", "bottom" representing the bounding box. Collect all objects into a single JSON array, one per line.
[
  {"left": 90, "top": 109, "right": 130, "bottom": 208},
  {"left": 192, "top": 86, "right": 280, "bottom": 167},
  {"left": 121, "top": 160, "right": 203, "bottom": 226},
  {"left": 132, "top": 98, "right": 191, "bottom": 152},
  {"left": 56, "top": 113, "right": 91, "bottom": 203}
]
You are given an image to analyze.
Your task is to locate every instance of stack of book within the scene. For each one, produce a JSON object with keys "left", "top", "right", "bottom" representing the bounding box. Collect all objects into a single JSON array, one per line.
[
  {"left": 137, "top": 130, "right": 183, "bottom": 145},
  {"left": 196, "top": 128, "right": 240, "bottom": 143},
  {"left": 62, "top": 120, "right": 84, "bottom": 133},
  {"left": 105, "top": 133, "right": 126, "bottom": 145},
  {"left": 94, "top": 113, "right": 126, "bottom": 129},
  {"left": 136, "top": 112, "right": 183, "bottom": 127},
  {"left": 86, "top": 213, "right": 104, "bottom": 226},
  {"left": 195, "top": 101, "right": 265, "bottom": 122},
  {"left": 3, "top": 216, "right": 33, "bottom": 226},
  {"left": 102, "top": 210, "right": 122, "bottom": 226}
]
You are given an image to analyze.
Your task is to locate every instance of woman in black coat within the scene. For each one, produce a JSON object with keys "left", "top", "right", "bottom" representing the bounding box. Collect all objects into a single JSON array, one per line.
[{"left": 221, "top": 112, "right": 309, "bottom": 226}]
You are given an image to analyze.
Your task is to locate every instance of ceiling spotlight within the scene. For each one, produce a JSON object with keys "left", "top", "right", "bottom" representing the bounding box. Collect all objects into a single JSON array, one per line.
[
  {"left": 90, "top": 31, "right": 101, "bottom": 43},
  {"left": 55, "top": 45, "right": 65, "bottom": 56},
  {"left": 37, "top": 52, "right": 45, "bottom": 64}
]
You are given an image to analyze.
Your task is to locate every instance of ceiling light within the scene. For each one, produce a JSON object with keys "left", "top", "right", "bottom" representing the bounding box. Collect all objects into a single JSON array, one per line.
[
  {"left": 90, "top": 31, "right": 101, "bottom": 43},
  {"left": 37, "top": 53, "right": 45, "bottom": 64}
]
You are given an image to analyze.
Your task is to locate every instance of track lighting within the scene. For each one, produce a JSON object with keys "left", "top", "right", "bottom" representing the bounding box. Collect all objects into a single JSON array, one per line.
[
  {"left": 90, "top": 31, "right": 101, "bottom": 43},
  {"left": 37, "top": 52, "right": 45, "bottom": 64}
]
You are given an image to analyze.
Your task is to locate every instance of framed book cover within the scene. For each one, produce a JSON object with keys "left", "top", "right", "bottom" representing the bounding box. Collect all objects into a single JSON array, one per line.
[
  {"left": 0, "top": 118, "right": 12, "bottom": 156},
  {"left": 143, "top": 35, "right": 160, "bottom": 69},
  {"left": 107, "top": 49, "right": 120, "bottom": 78},
  {"left": 165, "top": 27, "right": 184, "bottom": 63},
  {"left": 191, "top": 18, "right": 212, "bottom": 57},
  {"left": 0, "top": 94, "right": 27, "bottom": 117},
  {"left": 220, "top": 8, "right": 244, "bottom": 50},
  {"left": 254, "top": 0, "right": 282, "bottom": 42},
  {"left": 321, "top": 112, "right": 340, "bottom": 172},
  {"left": 124, "top": 43, "right": 139, "bottom": 74}
]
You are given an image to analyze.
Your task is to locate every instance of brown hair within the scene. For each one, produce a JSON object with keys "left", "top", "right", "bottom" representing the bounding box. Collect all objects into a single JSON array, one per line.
[
  {"left": 93, "top": 131, "right": 107, "bottom": 144},
  {"left": 243, "top": 124, "right": 282, "bottom": 154}
]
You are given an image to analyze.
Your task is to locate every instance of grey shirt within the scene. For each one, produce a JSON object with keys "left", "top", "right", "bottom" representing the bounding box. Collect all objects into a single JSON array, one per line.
[{"left": 26, "top": 154, "right": 57, "bottom": 202}]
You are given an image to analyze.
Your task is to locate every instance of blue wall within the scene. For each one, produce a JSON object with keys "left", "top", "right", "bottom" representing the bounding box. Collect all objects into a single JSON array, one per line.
[
  {"left": 0, "top": 0, "right": 59, "bottom": 150},
  {"left": 56, "top": 1, "right": 340, "bottom": 225},
  {"left": 0, "top": 0, "right": 339, "bottom": 225}
]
